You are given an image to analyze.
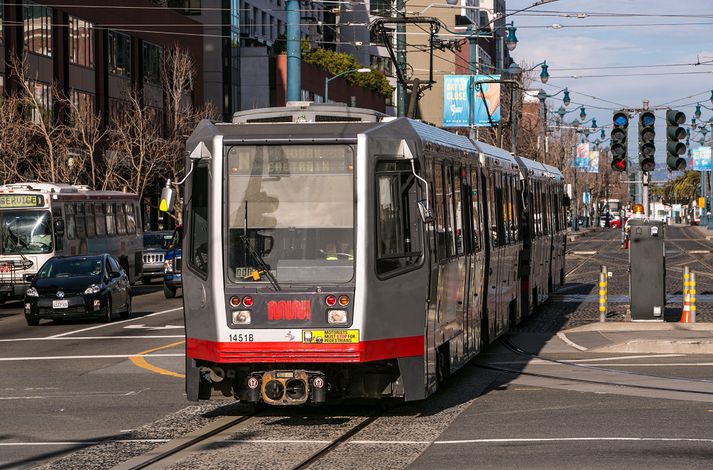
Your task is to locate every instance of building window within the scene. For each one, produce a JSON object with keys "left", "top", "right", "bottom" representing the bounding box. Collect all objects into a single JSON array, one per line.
[
  {"left": 23, "top": 1, "right": 52, "bottom": 57},
  {"left": 168, "top": 0, "right": 201, "bottom": 15},
  {"left": 143, "top": 42, "right": 163, "bottom": 85},
  {"left": 108, "top": 31, "right": 131, "bottom": 77},
  {"left": 69, "top": 16, "right": 94, "bottom": 68},
  {"left": 31, "top": 81, "right": 52, "bottom": 123},
  {"left": 71, "top": 89, "right": 94, "bottom": 116}
]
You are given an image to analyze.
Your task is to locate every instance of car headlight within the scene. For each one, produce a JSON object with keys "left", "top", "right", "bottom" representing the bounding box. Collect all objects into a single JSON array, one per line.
[
  {"left": 84, "top": 284, "right": 102, "bottom": 295},
  {"left": 26, "top": 287, "right": 39, "bottom": 298},
  {"left": 164, "top": 259, "right": 173, "bottom": 273}
]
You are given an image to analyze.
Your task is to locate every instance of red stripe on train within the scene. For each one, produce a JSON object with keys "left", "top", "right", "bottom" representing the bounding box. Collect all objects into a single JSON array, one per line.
[{"left": 186, "top": 336, "right": 424, "bottom": 363}]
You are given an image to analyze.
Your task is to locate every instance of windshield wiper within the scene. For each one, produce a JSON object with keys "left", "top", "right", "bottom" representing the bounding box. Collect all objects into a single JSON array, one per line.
[{"left": 239, "top": 234, "right": 281, "bottom": 291}]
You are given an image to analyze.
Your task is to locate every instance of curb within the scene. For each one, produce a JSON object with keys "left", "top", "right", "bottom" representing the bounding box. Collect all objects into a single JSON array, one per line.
[{"left": 591, "top": 339, "right": 713, "bottom": 354}]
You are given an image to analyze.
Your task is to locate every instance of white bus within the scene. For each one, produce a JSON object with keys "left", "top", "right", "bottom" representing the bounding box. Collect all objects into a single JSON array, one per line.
[{"left": 0, "top": 183, "right": 143, "bottom": 302}]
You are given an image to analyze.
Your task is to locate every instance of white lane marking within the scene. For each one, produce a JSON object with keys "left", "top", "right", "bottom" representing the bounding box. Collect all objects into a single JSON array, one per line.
[
  {"left": 491, "top": 360, "right": 713, "bottom": 367},
  {"left": 570, "top": 251, "right": 597, "bottom": 255},
  {"left": 433, "top": 437, "right": 713, "bottom": 444},
  {"left": 560, "top": 354, "right": 684, "bottom": 362},
  {"left": 0, "top": 353, "right": 184, "bottom": 362},
  {"left": 0, "top": 335, "right": 184, "bottom": 343},
  {"left": 46, "top": 307, "right": 183, "bottom": 339},
  {"left": 556, "top": 331, "right": 588, "bottom": 351},
  {"left": 225, "top": 439, "right": 333, "bottom": 444},
  {"left": 124, "top": 324, "right": 184, "bottom": 331}
]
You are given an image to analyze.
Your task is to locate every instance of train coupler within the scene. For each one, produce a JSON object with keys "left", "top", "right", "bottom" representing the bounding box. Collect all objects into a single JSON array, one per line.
[{"left": 249, "top": 370, "right": 327, "bottom": 405}]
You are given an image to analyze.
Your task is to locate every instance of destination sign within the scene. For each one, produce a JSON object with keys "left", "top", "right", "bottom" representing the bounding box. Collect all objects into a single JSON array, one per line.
[{"left": 0, "top": 194, "right": 44, "bottom": 208}]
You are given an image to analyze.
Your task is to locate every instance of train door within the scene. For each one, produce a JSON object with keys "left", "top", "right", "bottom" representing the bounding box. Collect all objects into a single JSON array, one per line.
[{"left": 485, "top": 169, "right": 504, "bottom": 340}]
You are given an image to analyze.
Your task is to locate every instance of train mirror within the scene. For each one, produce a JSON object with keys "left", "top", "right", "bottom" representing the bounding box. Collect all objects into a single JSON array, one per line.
[
  {"left": 160, "top": 182, "right": 176, "bottom": 213},
  {"left": 53, "top": 218, "right": 65, "bottom": 236},
  {"left": 418, "top": 200, "right": 434, "bottom": 224}
]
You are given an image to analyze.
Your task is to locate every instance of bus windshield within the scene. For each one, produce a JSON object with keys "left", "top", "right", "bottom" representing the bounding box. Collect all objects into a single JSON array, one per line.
[
  {"left": 0, "top": 210, "right": 53, "bottom": 254},
  {"left": 226, "top": 144, "right": 354, "bottom": 284}
]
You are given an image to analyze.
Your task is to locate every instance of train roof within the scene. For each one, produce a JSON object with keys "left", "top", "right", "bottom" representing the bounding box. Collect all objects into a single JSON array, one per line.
[
  {"left": 541, "top": 163, "right": 564, "bottom": 181},
  {"left": 231, "top": 102, "right": 386, "bottom": 124},
  {"left": 361, "top": 118, "right": 477, "bottom": 154}
]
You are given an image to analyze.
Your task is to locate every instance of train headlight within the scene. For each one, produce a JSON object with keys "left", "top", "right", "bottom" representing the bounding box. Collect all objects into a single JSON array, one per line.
[
  {"left": 26, "top": 287, "right": 39, "bottom": 297},
  {"left": 327, "top": 309, "right": 348, "bottom": 324},
  {"left": 232, "top": 310, "right": 251, "bottom": 325}
]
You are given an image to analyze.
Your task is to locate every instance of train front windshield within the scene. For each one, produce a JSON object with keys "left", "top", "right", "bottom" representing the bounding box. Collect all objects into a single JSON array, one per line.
[
  {"left": 0, "top": 210, "right": 53, "bottom": 254},
  {"left": 226, "top": 144, "right": 355, "bottom": 284}
]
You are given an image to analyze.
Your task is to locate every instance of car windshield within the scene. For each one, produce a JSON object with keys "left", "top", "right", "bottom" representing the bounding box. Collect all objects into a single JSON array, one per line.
[
  {"left": 0, "top": 210, "right": 53, "bottom": 254},
  {"left": 38, "top": 257, "right": 103, "bottom": 278},
  {"left": 226, "top": 144, "right": 354, "bottom": 284},
  {"left": 144, "top": 232, "right": 172, "bottom": 249}
]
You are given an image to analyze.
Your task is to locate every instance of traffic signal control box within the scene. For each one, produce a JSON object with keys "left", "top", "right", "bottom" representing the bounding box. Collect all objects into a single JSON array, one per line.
[{"left": 629, "top": 219, "right": 666, "bottom": 321}]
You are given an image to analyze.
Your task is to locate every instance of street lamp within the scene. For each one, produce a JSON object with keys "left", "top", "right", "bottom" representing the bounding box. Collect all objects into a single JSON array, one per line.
[
  {"left": 324, "top": 68, "right": 371, "bottom": 103},
  {"left": 509, "top": 60, "right": 550, "bottom": 84},
  {"left": 505, "top": 23, "right": 518, "bottom": 51}
]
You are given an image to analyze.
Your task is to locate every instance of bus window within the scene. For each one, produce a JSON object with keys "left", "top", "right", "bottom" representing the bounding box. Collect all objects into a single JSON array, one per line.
[
  {"left": 95, "top": 203, "right": 106, "bottom": 237},
  {"left": 116, "top": 203, "right": 127, "bottom": 235},
  {"left": 106, "top": 203, "right": 116, "bottom": 235},
  {"left": 85, "top": 203, "right": 95, "bottom": 238},
  {"left": 125, "top": 204, "right": 136, "bottom": 234},
  {"left": 76, "top": 204, "right": 86, "bottom": 239},
  {"left": 65, "top": 203, "right": 76, "bottom": 240}
]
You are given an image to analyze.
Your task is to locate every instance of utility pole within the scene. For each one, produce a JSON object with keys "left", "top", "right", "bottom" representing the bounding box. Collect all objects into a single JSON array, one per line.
[
  {"left": 396, "top": 0, "right": 406, "bottom": 116},
  {"left": 286, "top": 0, "right": 301, "bottom": 102}
]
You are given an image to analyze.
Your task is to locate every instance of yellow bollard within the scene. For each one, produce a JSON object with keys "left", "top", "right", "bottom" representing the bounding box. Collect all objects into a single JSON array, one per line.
[
  {"left": 599, "top": 267, "right": 608, "bottom": 322},
  {"left": 690, "top": 272, "right": 697, "bottom": 323}
]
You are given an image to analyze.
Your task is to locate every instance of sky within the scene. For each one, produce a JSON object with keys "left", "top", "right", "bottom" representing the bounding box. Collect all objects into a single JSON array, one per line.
[{"left": 508, "top": 0, "right": 713, "bottom": 169}]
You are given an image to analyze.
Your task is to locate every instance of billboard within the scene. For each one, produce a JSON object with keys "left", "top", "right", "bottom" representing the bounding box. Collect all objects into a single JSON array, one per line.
[
  {"left": 443, "top": 75, "right": 501, "bottom": 128},
  {"left": 574, "top": 144, "right": 599, "bottom": 173},
  {"left": 692, "top": 146, "right": 712, "bottom": 171}
]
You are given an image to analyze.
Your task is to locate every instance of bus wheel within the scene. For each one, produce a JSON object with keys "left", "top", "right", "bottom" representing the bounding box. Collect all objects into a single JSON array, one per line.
[
  {"left": 120, "top": 295, "right": 132, "bottom": 319},
  {"left": 102, "top": 298, "right": 113, "bottom": 323},
  {"left": 164, "top": 285, "right": 177, "bottom": 299},
  {"left": 26, "top": 316, "right": 39, "bottom": 326}
]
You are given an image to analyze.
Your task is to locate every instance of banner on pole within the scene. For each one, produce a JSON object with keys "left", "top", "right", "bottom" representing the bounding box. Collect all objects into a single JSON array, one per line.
[
  {"left": 442, "top": 75, "right": 501, "bottom": 127},
  {"left": 692, "top": 146, "right": 712, "bottom": 171}
]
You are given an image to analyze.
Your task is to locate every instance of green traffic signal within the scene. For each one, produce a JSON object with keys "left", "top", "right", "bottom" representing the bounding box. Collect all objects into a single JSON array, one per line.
[
  {"left": 638, "top": 111, "right": 656, "bottom": 172},
  {"left": 610, "top": 110, "right": 628, "bottom": 172},
  {"left": 665, "top": 109, "right": 687, "bottom": 171}
]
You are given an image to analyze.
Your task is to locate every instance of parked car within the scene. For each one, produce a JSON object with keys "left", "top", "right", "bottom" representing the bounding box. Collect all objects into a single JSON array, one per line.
[
  {"left": 24, "top": 254, "right": 131, "bottom": 326},
  {"left": 600, "top": 216, "right": 622, "bottom": 229},
  {"left": 163, "top": 225, "right": 183, "bottom": 299},
  {"left": 142, "top": 230, "right": 173, "bottom": 284}
]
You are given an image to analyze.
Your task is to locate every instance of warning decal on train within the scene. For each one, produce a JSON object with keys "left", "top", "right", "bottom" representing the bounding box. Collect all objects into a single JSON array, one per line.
[{"left": 302, "top": 330, "right": 359, "bottom": 344}]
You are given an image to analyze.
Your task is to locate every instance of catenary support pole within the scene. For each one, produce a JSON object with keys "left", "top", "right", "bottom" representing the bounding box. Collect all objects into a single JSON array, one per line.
[{"left": 286, "top": 0, "right": 301, "bottom": 102}]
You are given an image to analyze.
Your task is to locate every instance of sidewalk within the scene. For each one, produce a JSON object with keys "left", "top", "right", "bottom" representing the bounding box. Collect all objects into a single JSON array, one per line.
[{"left": 557, "top": 322, "right": 713, "bottom": 354}]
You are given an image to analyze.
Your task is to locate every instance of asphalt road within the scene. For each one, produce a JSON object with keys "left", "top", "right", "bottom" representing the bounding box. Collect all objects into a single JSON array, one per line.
[
  {"left": 0, "top": 284, "right": 187, "bottom": 469},
  {"left": 2, "top": 226, "right": 713, "bottom": 469}
]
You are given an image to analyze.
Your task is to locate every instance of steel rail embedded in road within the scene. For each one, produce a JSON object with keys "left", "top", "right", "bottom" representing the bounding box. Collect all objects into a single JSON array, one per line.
[{"left": 292, "top": 413, "right": 381, "bottom": 470}]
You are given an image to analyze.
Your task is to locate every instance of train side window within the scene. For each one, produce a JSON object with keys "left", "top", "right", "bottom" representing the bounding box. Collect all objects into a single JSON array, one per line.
[
  {"left": 511, "top": 175, "right": 520, "bottom": 242},
  {"left": 375, "top": 161, "right": 423, "bottom": 275},
  {"left": 189, "top": 165, "right": 210, "bottom": 275},
  {"left": 470, "top": 167, "right": 482, "bottom": 252},
  {"left": 533, "top": 182, "right": 542, "bottom": 237},
  {"left": 434, "top": 163, "right": 447, "bottom": 259},
  {"left": 443, "top": 164, "right": 456, "bottom": 257},
  {"left": 542, "top": 185, "right": 550, "bottom": 236},
  {"left": 75, "top": 203, "right": 86, "bottom": 240},
  {"left": 487, "top": 172, "right": 498, "bottom": 247},
  {"left": 95, "top": 203, "right": 106, "bottom": 237}
]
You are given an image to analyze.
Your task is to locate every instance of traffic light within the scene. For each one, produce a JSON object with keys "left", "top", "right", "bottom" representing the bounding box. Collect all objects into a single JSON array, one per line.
[
  {"left": 638, "top": 111, "right": 656, "bottom": 172},
  {"left": 610, "top": 110, "right": 628, "bottom": 172},
  {"left": 666, "top": 109, "right": 687, "bottom": 171}
]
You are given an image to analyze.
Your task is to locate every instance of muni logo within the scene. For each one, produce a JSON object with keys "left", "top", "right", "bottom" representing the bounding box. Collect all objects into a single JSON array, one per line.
[{"left": 267, "top": 300, "right": 311, "bottom": 321}]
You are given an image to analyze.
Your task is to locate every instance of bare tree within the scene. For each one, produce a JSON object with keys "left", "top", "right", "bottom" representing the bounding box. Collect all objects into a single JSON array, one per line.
[
  {"left": 0, "top": 94, "right": 33, "bottom": 183},
  {"left": 65, "top": 93, "right": 107, "bottom": 189}
]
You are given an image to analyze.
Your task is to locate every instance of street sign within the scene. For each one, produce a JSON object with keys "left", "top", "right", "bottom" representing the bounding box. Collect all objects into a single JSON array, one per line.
[{"left": 692, "top": 146, "right": 712, "bottom": 171}]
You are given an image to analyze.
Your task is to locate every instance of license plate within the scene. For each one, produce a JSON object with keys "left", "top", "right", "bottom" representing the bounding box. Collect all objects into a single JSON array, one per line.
[{"left": 53, "top": 300, "right": 68, "bottom": 309}]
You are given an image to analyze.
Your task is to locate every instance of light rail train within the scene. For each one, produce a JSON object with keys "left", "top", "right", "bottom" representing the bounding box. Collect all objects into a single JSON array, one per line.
[{"left": 164, "top": 102, "right": 566, "bottom": 405}]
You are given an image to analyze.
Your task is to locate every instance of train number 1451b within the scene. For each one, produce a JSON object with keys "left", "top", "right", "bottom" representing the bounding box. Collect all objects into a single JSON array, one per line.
[{"left": 229, "top": 333, "right": 254, "bottom": 342}]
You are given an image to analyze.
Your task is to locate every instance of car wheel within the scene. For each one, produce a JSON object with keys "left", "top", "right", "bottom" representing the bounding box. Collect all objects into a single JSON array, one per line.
[
  {"left": 120, "top": 293, "right": 132, "bottom": 319},
  {"left": 26, "top": 316, "right": 39, "bottom": 326},
  {"left": 164, "top": 285, "right": 177, "bottom": 299},
  {"left": 102, "top": 298, "right": 113, "bottom": 323}
]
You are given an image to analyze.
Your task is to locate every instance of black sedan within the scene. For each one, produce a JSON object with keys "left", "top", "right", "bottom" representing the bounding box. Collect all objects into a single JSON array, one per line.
[{"left": 24, "top": 254, "right": 132, "bottom": 326}]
